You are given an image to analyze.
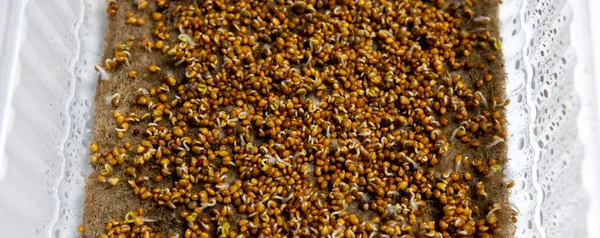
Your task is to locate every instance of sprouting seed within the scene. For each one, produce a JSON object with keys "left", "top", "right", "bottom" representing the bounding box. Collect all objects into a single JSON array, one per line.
[
  {"left": 148, "top": 65, "right": 160, "bottom": 73},
  {"left": 125, "top": 211, "right": 137, "bottom": 223},
  {"left": 451, "top": 126, "right": 467, "bottom": 140},
  {"left": 473, "top": 16, "right": 491, "bottom": 25},
  {"left": 492, "top": 37, "right": 502, "bottom": 50},
  {"left": 178, "top": 34, "right": 196, "bottom": 46},
  {"left": 100, "top": 164, "right": 112, "bottom": 176},
  {"left": 104, "top": 93, "right": 120, "bottom": 106},
  {"left": 475, "top": 91, "right": 488, "bottom": 107},
  {"left": 489, "top": 164, "right": 502, "bottom": 174},
  {"left": 185, "top": 212, "right": 198, "bottom": 223},
  {"left": 137, "top": 88, "right": 149, "bottom": 95},
  {"left": 108, "top": 177, "right": 120, "bottom": 186}
]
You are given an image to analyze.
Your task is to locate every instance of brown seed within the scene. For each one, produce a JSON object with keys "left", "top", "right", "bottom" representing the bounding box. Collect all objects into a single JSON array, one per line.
[
  {"left": 464, "top": 172, "right": 472, "bottom": 181},
  {"left": 90, "top": 143, "right": 100, "bottom": 152},
  {"left": 108, "top": 177, "right": 120, "bottom": 186},
  {"left": 141, "top": 191, "right": 152, "bottom": 200},
  {"left": 152, "top": 12, "right": 162, "bottom": 21},
  {"left": 128, "top": 70, "right": 137, "bottom": 78}
]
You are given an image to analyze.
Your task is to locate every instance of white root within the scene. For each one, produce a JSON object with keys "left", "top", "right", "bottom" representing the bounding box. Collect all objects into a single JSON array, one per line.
[
  {"left": 359, "top": 129, "right": 372, "bottom": 137},
  {"left": 200, "top": 199, "right": 217, "bottom": 209},
  {"left": 475, "top": 91, "right": 488, "bottom": 107},
  {"left": 138, "top": 217, "right": 158, "bottom": 223},
  {"left": 450, "top": 126, "right": 465, "bottom": 140},
  {"left": 137, "top": 88, "right": 149, "bottom": 95},
  {"left": 104, "top": 93, "right": 119, "bottom": 105},
  {"left": 265, "top": 154, "right": 292, "bottom": 167},
  {"left": 473, "top": 16, "right": 491, "bottom": 24},
  {"left": 487, "top": 206, "right": 502, "bottom": 219},
  {"left": 409, "top": 189, "right": 419, "bottom": 211},
  {"left": 486, "top": 137, "right": 505, "bottom": 148},
  {"left": 216, "top": 182, "right": 229, "bottom": 190},
  {"left": 401, "top": 153, "right": 419, "bottom": 169},
  {"left": 95, "top": 65, "right": 110, "bottom": 81},
  {"left": 331, "top": 201, "right": 347, "bottom": 216}
]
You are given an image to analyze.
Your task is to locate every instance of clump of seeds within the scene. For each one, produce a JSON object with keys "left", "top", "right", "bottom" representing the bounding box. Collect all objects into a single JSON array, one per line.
[
  {"left": 88, "top": 0, "right": 515, "bottom": 237},
  {"left": 88, "top": 209, "right": 162, "bottom": 238}
]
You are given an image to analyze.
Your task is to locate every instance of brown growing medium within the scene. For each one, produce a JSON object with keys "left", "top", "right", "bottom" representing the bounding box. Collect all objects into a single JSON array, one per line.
[{"left": 83, "top": 0, "right": 515, "bottom": 237}]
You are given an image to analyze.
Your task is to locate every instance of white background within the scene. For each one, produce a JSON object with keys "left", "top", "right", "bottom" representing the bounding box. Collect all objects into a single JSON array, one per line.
[
  {"left": 0, "top": 0, "right": 598, "bottom": 236},
  {"left": 573, "top": 0, "right": 600, "bottom": 233}
]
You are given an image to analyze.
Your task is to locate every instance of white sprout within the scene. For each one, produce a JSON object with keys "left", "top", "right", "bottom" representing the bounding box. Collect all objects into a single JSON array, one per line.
[
  {"left": 116, "top": 128, "right": 127, "bottom": 132},
  {"left": 387, "top": 203, "right": 402, "bottom": 217},
  {"left": 178, "top": 31, "right": 196, "bottom": 45},
  {"left": 347, "top": 229, "right": 356, "bottom": 238},
  {"left": 510, "top": 203, "right": 520, "bottom": 214},
  {"left": 137, "top": 88, "right": 149, "bottom": 95},
  {"left": 216, "top": 117, "right": 222, "bottom": 129},
  {"left": 454, "top": 217, "right": 464, "bottom": 227},
  {"left": 331, "top": 201, "right": 347, "bottom": 216},
  {"left": 95, "top": 65, "right": 110, "bottom": 81},
  {"left": 292, "top": 150, "right": 306, "bottom": 159},
  {"left": 265, "top": 154, "right": 292, "bottom": 167},
  {"left": 401, "top": 153, "right": 419, "bottom": 168},
  {"left": 329, "top": 226, "right": 344, "bottom": 238},
  {"left": 494, "top": 99, "right": 510, "bottom": 108},
  {"left": 450, "top": 126, "right": 466, "bottom": 140},
  {"left": 176, "top": 165, "right": 188, "bottom": 175},
  {"left": 104, "top": 93, "right": 119, "bottom": 105},
  {"left": 428, "top": 116, "right": 441, "bottom": 126},
  {"left": 138, "top": 217, "right": 158, "bottom": 222},
  {"left": 273, "top": 192, "right": 294, "bottom": 203},
  {"left": 248, "top": 222, "right": 259, "bottom": 229},
  {"left": 473, "top": 16, "right": 491, "bottom": 23},
  {"left": 409, "top": 189, "right": 419, "bottom": 211},
  {"left": 359, "top": 129, "right": 372, "bottom": 137},
  {"left": 310, "top": 227, "right": 319, "bottom": 235},
  {"left": 487, "top": 136, "right": 505, "bottom": 148},
  {"left": 368, "top": 232, "right": 381, "bottom": 238},
  {"left": 196, "top": 221, "right": 209, "bottom": 230},
  {"left": 237, "top": 111, "right": 249, "bottom": 119},
  {"left": 408, "top": 44, "right": 418, "bottom": 54},
  {"left": 216, "top": 182, "right": 230, "bottom": 190},
  {"left": 475, "top": 91, "right": 488, "bottom": 107},
  {"left": 384, "top": 168, "right": 394, "bottom": 177},
  {"left": 239, "top": 134, "right": 246, "bottom": 146},
  {"left": 359, "top": 146, "right": 369, "bottom": 157},
  {"left": 305, "top": 163, "right": 314, "bottom": 175},
  {"left": 487, "top": 205, "right": 502, "bottom": 219},
  {"left": 174, "top": 57, "right": 185, "bottom": 65},
  {"left": 185, "top": 70, "right": 196, "bottom": 78},
  {"left": 200, "top": 199, "right": 217, "bottom": 210}
]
